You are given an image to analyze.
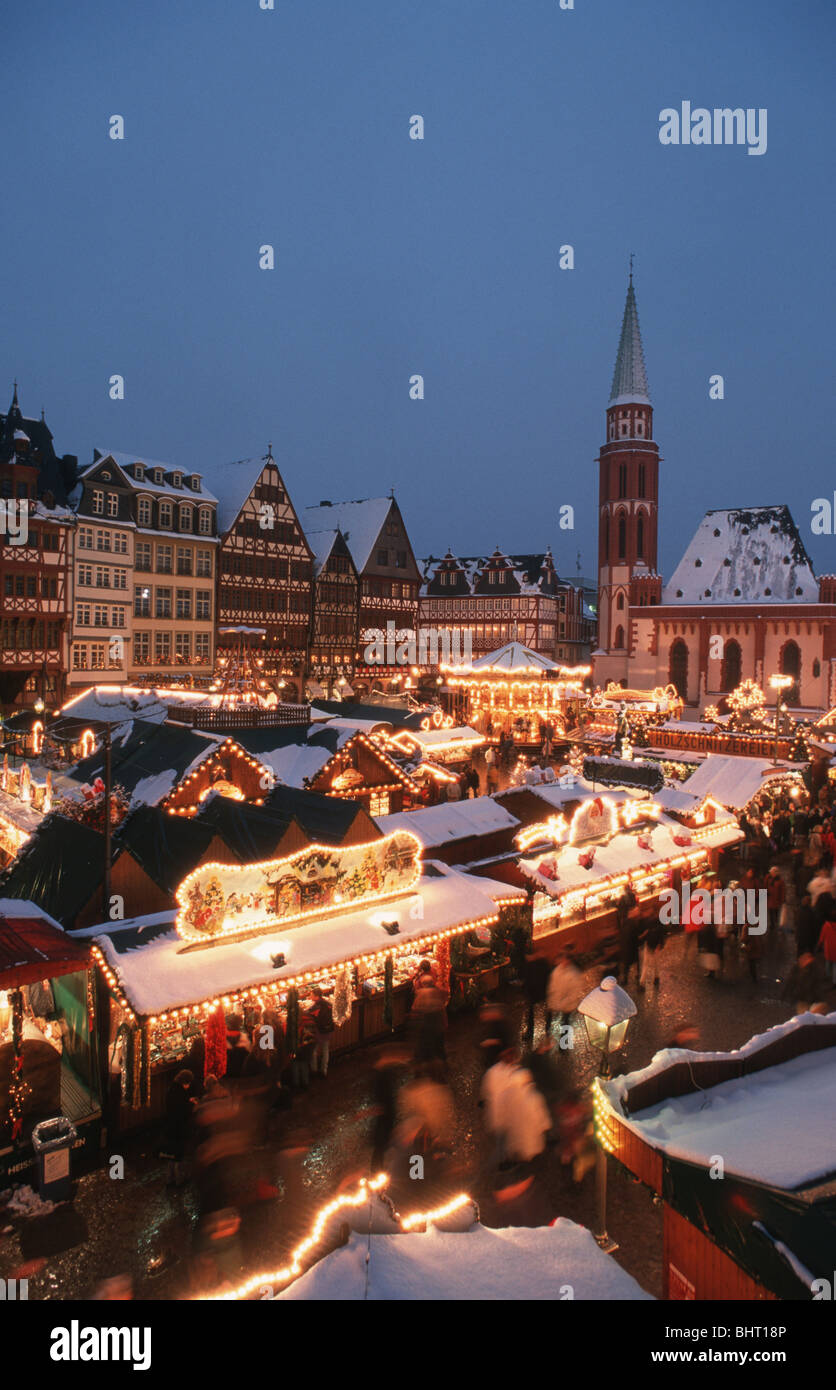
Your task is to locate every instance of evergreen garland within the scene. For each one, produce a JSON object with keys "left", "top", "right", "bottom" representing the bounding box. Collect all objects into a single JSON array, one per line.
[
  {"left": 383, "top": 956, "right": 394, "bottom": 1030},
  {"left": 285, "top": 988, "right": 299, "bottom": 1055}
]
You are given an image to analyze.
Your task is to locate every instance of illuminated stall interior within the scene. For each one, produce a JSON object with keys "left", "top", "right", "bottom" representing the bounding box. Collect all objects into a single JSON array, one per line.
[{"left": 89, "top": 834, "right": 526, "bottom": 1126}]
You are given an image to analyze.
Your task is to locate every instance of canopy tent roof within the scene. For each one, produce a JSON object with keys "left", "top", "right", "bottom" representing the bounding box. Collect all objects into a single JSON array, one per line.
[
  {"left": 92, "top": 863, "right": 522, "bottom": 1018},
  {"left": 278, "top": 1219, "right": 653, "bottom": 1302},
  {"left": 455, "top": 641, "right": 560, "bottom": 674},
  {"left": 0, "top": 907, "right": 90, "bottom": 989}
]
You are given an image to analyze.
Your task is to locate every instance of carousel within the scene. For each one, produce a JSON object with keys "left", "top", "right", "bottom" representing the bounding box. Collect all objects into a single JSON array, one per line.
[{"left": 441, "top": 642, "right": 590, "bottom": 748}]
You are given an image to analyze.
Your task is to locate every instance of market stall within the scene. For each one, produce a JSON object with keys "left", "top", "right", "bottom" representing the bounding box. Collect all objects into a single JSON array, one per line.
[
  {"left": 87, "top": 834, "right": 526, "bottom": 1129},
  {"left": 513, "top": 779, "right": 742, "bottom": 951},
  {"left": 0, "top": 901, "right": 102, "bottom": 1181},
  {"left": 595, "top": 1013, "right": 836, "bottom": 1301}
]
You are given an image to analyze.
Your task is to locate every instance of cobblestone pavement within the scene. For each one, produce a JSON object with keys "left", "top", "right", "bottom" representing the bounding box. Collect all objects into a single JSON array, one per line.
[{"left": 1, "top": 918, "right": 829, "bottom": 1302}]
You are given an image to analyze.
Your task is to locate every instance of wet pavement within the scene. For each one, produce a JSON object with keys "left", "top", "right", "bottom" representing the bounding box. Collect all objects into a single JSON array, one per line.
[{"left": 1, "top": 914, "right": 830, "bottom": 1301}]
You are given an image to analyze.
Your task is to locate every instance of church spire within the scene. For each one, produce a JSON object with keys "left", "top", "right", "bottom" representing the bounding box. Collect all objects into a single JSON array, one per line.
[{"left": 609, "top": 277, "right": 650, "bottom": 407}]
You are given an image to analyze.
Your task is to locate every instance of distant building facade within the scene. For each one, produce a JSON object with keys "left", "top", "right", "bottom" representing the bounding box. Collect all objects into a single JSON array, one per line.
[{"left": 0, "top": 388, "right": 76, "bottom": 711}]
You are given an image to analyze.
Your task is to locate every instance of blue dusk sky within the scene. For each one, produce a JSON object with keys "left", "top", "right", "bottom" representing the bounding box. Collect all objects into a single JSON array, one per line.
[{"left": 2, "top": 0, "right": 834, "bottom": 582}]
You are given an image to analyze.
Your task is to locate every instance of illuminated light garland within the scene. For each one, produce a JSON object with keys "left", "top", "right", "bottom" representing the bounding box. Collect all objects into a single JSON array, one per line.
[
  {"left": 400, "top": 1192, "right": 476, "bottom": 1231},
  {"left": 94, "top": 905, "right": 524, "bottom": 1026},
  {"left": 315, "top": 732, "right": 422, "bottom": 798},
  {"left": 196, "top": 1176, "right": 480, "bottom": 1301}
]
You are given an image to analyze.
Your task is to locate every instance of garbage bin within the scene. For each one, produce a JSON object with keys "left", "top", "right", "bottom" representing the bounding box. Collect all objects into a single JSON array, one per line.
[{"left": 31, "top": 1117, "right": 77, "bottom": 1203}]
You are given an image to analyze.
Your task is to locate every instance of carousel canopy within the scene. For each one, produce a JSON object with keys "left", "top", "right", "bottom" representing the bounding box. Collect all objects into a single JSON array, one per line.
[{"left": 460, "top": 642, "right": 560, "bottom": 675}]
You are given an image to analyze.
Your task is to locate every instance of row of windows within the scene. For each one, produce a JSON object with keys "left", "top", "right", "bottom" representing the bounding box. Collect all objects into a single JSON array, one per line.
[
  {"left": 133, "top": 631, "right": 212, "bottom": 665},
  {"left": 375, "top": 548, "right": 409, "bottom": 569},
  {"left": 10, "top": 529, "right": 61, "bottom": 552},
  {"left": 92, "top": 489, "right": 215, "bottom": 535},
  {"left": 76, "top": 604, "right": 127, "bottom": 628},
  {"left": 1, "top": 620, "right": 62, "bottom": 648},
  {"left": 77, "top": 527, "right": 130, "bottom": 553},
  {"left": 219, "top": 587, "right": 309, "bottom": 614},
  {"left": 221, "top": 555, "right": 310, "bottom": 581},
  {"left": 134, "top": 542, "right": 212, "bottom": 576},
  {"left": 362, "top": 579, "right": 417, "bottom": 600},
  {"left": 603, "top": 511, "right": 648, "bottom": 561},
  {"left": 3, "top": 574, "right": 59, "bottom": 599},
  {"left": 133, "top": 586, "right": 212, "bottom": 619},
  {"left": 77, "top": 566, "right": 128, "bottom": 589}
]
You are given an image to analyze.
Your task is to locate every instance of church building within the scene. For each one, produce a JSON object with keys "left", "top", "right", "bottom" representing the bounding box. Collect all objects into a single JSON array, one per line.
[{"left": 594, "top": 281, "right": 836, "bottom": 712}]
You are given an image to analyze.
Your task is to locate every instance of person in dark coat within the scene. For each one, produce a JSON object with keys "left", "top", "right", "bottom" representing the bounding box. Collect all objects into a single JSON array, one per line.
[
  {"left": 521, "top": 944, "right": 552, "bottom": 1043},
  {"left": 795, "top": 893, "right": 818, "bottom": 957},
  {"left": 161, "top": 1069, "right": 195, "bottom": 1186},
  {"left": 478, "top": 1002, "right": 515, "bottom": 1074},
  {"left": 224, "top": 1016, "right": 251, "bottom": 1086},
  {"left": 369, "top": 1050, "right": 406, "bottom": 1171},
  {"left": 698, "top": 920, "right": 721, "bottom": 980}
]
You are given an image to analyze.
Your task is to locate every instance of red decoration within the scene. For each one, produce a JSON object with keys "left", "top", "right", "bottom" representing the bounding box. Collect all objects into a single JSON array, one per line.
[
  {"left": 435, "top": 937, "right": 451, "bottom": 995},
  {"left": 204, "top": 1005, "right": 227, "bottom": 1079},
  {"left": 673, "top": 833, "right": 692, "bottom": 847},
  {"left": 578, "top": 849, "right": 596, "bottom": 869}
]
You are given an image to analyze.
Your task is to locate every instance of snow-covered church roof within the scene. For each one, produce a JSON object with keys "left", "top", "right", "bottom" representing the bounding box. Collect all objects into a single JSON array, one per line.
[{"left": 662, "top": 506, "right": 818, "bottom": 605}]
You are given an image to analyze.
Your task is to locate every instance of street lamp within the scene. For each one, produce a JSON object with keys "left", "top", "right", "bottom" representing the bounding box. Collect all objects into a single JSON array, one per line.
[
  {"left": 768, "top": 674, "right": 793, "bottom": 764},
  {"left": 578, "top": 976, "right": 637, "bottom": 1252},
  {"left": 33, "top": 697, "right": 45, "bottom": 715}
]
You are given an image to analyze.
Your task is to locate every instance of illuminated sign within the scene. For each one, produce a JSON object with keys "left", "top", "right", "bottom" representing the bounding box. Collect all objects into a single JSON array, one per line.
[{"left": 175, "top": 830, "right": 422, "bottom": 943}]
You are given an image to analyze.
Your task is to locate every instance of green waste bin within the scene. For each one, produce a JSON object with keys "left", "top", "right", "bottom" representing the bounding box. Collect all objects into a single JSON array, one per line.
[{"left": 31, "top": 1117, "right": 77, "bottom": 1203}]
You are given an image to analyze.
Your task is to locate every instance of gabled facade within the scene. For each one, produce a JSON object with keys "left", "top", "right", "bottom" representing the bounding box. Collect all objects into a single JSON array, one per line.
[
  {"left": 210, "top": 451, "right": 313, "bottom": 701},
  {"left": 302, "top": 497, "right": 420, "bottom": 692},
  {"left": 0, "top": 388, "right": 76, "bottom": 711},
  {"left": 305, "top": 528, "right": 359, "bottom": 693},
  {"left": 419, "top": 547, "right": 592, "bottom": 664}
]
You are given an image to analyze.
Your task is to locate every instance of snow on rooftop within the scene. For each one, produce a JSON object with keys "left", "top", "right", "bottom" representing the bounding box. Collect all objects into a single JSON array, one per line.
[
  {"left": 465, "top": 641, "right": 560, "bottom": 674},
  {"left": 302, "top": 498, "right": 392, "bottom": 574},
  {"left": 255, "top": 741, "right": 334, "bottom": 789},
  {"left": 277, "top": 1220, "right": 653, "bottom": 1301},
  {"left": 602, "top": 1014, "right": 836, "bottom": 1190},
  {"left": 92, "top": 865, "right": 519, "bottom": 1016},
  {"left": 682, "top": 755, "right": 802, "bottom": 811},
  {"left": 662, "top": 506, "right": 818, "bottom": 606},
  {"left": 375, "top": 798, "right": 519, "bottom": 847},
  {"left": 93, "top": 451, "right": 218, "bottom": 503}
]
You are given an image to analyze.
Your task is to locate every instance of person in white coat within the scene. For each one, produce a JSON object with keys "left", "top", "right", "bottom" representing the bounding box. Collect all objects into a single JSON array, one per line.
[{"left": 546, "top": 955, "right": 585, "bottom": 1029}]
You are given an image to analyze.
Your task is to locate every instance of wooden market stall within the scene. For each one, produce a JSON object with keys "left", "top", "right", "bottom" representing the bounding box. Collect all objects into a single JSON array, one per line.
[
  {"left": 85, "top": 833, "right": 526, "bottom": 1132},
  {"left": 595, "top": 1014, "right": 836, "bottom": 1301},
  {"left": 0, "top": 902, "right": 102, "bottom": 1181}
]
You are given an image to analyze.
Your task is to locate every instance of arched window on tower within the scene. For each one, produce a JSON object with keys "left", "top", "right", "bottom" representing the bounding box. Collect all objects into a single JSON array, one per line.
[
  {"left": 779, "top": 639, "right": 801, "bottom": 706},
  {"left": 720, "top": 638, "right": 741, "bottom": 692},
  {"left": 614, "top": 625, "right": 625, "bottom": 649},
  {"left": 618, "top": 463, "right": 627, "bottom": 499},
  {"left": 617, "top": 514, "right": 626, "bottom": 560},
  {"left": 638, "top": 464, "right": 646, "bottom": 498},
  {"left": 637, "top": 513, "right": 645, "bottom": 559},
  {"left": 616, "top": 591, "right": 625, "bottom": 610}
]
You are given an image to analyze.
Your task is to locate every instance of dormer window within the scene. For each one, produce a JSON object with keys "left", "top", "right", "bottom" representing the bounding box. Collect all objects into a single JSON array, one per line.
[
  {"left": 137, "top": 496, "right": 152, "bottom": 527},
  {"left": 170, "top": 473, "right": 182, "bottom": 488},
  {"left": 489, "top": 570, "right": 497, "bottom": 585},
  {"left": 133, "top": 463, "right": 144, "bottom": 481},
  {"left": 190, "top": 475, "right": 201, "bottom": 492},
  {"left": 153, "top": 469, "right": 165, "bottom": 486}
]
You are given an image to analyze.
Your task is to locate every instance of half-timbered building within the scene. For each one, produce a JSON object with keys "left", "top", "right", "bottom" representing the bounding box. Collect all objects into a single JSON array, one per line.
[
  {"left": 0, "top": 388, "right": 77, "bottom": 712},
  {"left": 304, "top": 528, "right": 359, "bottom": 697},
  {"left": 209, "top": 452, "right": 313, "bottom": 701},
  {"left": 420, "top": 548, "right": 591, "bottom": 664},
  {"left": 302, "top": 497, "right": 420, "bottom": 697}
]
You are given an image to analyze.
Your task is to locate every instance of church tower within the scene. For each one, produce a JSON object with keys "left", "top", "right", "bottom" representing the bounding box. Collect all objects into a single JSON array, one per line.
[{"left": 595, "top": 273, "right": 660, "bottom": 683}]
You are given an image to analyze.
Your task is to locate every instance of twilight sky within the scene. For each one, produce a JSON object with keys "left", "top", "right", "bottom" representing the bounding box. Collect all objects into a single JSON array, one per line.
[{"left": 3, "top": 0, "right": 835, "bottom": 582}]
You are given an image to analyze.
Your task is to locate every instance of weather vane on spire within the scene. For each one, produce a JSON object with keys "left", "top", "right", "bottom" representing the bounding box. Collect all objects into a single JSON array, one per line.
[{"left": 629, "top": 253, "right": 635, "bottom": 286}]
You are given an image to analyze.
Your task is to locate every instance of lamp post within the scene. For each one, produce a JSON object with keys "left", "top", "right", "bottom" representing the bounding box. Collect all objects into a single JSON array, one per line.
[
  {"left": 768, "top": 674, "right": 792, "bottom": 764},
  {"left": 578, "top": 976, "right": 636, "bottom": 1252}
]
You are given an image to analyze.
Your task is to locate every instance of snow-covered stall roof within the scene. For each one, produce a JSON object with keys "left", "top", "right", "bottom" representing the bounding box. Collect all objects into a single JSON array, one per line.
[
  {"left": 92, "top": 864, "right": 521, "bottom": 1017},
  {"left": 600, "top": 1014, "right": 836, "bottom": 1190},
  {"left": 519, "top": 807, "right": 741, "bottom": 903},
  {"left": 58, "top": 686, "right": 172, "bottom": 726},
  {"left": 278, "top": 1219, "right": 653, "bottom": 1301},
  {"left": 397, "top": 725, "right": 484, "bottom": 751},
  {"left": 302, "top": 498, "right": 392, "bottom": 574},
  {"left": 682, "top": 755, "right": 803, "bottom": 811},
  {"left": 375, "top": 798, "right": 520, "bottom": 848},
  {"left": 661, "top": 506, "right": 818, "bottom": 606}
]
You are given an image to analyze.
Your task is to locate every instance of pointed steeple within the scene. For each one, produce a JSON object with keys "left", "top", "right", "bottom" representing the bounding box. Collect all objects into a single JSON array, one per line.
[{"left": 609, "top": 279, "right": 650, "bottom": 407}]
